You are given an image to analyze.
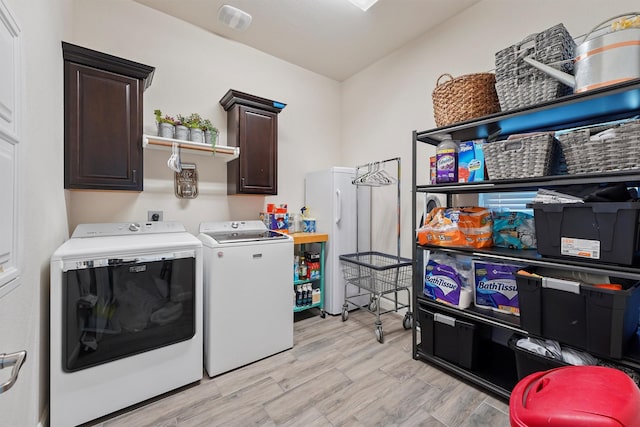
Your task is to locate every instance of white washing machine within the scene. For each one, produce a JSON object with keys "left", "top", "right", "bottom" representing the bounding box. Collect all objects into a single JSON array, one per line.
[
  {"left": 198, "top": 220, "right": 293, "bottom": 377},
  {"left": 49, "top": 221, "right": 203, "bottom": 427}
]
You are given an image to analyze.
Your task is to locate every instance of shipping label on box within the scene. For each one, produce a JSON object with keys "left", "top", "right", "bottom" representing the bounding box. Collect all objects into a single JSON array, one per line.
[
  {"left": 561, "top": 237, "right": 601, "bottom": 259},
  {"left": 458, "top": 140, "right": 485, "bottom": 183}
]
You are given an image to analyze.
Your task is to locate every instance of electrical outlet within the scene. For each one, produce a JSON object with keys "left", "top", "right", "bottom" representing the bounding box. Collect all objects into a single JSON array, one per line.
[{"left": 148, "top": 210, "right": 163, "bottom": 221}]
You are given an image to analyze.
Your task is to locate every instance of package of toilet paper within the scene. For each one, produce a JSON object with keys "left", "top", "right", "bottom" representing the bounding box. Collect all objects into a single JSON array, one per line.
[
  {"left": 472, "top": 260, "right": 522, "bottom": 315},
  {"left": 424, "top": 253, "right": 473, "bottom": 309}
]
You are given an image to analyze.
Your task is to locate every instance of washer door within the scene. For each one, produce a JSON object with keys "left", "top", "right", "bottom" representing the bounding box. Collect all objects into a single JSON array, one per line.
[
  {"left": 61, "top": 253, "right": 196, "bottom": 372},
  {"left": 425, "top": 194, "right": 443, "bottom": 213}
]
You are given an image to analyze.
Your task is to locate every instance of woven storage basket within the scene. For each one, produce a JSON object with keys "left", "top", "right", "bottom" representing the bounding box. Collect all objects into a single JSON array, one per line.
[
  {"left": 484, "top": 133, "right": 556, "bottom": 180},
  {"left": 557, "top": 120, "right": 640, "bottom": 174},
  {"left": 432, "top": 73, "right": 501, "bottom": 127},
  {"left": 495, "top": 23, "right": 575, "bottom": 111},
  {"left": 495, "top": 71, "right": 573, "bottom": 112}
]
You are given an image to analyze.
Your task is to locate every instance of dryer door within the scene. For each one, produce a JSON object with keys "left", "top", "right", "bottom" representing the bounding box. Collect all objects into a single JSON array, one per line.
[{"left": 60, "top": 251, "right": 196, "bottom": 372}]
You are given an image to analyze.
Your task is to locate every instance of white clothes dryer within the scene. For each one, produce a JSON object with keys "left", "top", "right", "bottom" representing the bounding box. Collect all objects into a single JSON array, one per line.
[
  {"left": 49, "top": 221, "right": 203, "bottom": 427},
  {"left": 198, "top": 220, "right": 293, "bottom": 377}
]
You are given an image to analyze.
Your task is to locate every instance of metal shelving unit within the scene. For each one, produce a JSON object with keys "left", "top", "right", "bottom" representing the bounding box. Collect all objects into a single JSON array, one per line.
[
  {"left": 292, "top": 232, "right": 327, "bottom": 317},
  {"left": 411, "top": 78, "right": 640, "bottom": 400}
]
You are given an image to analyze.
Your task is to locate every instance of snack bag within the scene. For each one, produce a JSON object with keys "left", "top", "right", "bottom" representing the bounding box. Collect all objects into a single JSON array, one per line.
[
  {"left": 492, "top": 211, "right": 536, "bottom": 249},
  {"left": 417, "top": 207, "right": 493, "bottom": 248}
]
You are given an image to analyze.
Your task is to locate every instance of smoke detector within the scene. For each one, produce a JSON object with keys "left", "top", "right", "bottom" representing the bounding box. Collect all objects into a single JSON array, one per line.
[
  {"left": 217, "top": 5, "right": 252, "bottom": 31},
  {"left": 347, "top": 0, "right": 379, "bottom": 11}
]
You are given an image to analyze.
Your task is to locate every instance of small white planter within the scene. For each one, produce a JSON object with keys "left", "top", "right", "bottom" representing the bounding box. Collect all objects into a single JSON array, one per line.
[
  {"left": 204, "top": 130, "right": 218, "bottom": 146},
  {"left": 158, "top": 122, "right": 175, "bottom": 138},
  {"left": 175, "top": 125, "right": 189, "bottom": 141},
  {"left": 189, "top": 128, "right": 204, "bottom": 143}
]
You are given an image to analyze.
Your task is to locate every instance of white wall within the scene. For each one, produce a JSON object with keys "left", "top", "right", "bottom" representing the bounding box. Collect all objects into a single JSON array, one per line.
[
  {"left": 68, "top": 0, "right": 342, "bottom": 235},
  {"left": 0, "top": 0, "right": 70, "bottom": 426},
  {"left": 341, "top": 0, "right": 640, "bottom": 258}
]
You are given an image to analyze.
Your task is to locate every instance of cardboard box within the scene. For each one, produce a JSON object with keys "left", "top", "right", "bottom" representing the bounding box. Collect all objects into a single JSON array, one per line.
[
  {"left": 458, "top": 140, "right": 486, "bottom": 183},
  {"left": 429, "top": 156, "right": 437, "bottom": 184},
  {"left": 264, "top": 213, "right": 289, "bottom": 233}
]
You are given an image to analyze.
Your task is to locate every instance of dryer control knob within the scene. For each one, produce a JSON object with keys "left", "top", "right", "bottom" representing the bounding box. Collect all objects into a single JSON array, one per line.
[
  {"left": 129, "top": 223, "right": 141, "bottom": 232},
  {"left": 231, "top": 221, "right": 239, "bottom": 229}
]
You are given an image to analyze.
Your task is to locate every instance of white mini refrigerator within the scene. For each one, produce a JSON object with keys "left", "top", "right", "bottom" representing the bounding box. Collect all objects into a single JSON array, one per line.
[{"left": 305, "top": 167, "right": 370, "bottom": 315}]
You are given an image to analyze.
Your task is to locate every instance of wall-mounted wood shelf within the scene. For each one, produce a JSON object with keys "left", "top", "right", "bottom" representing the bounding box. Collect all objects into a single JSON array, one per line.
[{"left": 142, "top": 134, "right": 240, "bottom": 162}]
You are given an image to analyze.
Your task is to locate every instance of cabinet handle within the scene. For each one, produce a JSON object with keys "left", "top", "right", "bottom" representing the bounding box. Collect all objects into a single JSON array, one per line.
[
  {"left": 132, "top": 169, "right": 137, "bottom": 184},
  {"left": 0, "top": 350, "right": 27, "bottom": 395}
]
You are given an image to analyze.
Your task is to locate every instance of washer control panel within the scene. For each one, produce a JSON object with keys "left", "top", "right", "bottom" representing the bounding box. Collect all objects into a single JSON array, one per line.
[{"left": 71, "top": 221, "right": 186, "bottom": 238}]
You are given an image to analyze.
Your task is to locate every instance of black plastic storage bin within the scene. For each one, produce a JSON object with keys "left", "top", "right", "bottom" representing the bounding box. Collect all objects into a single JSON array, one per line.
[
  {"left": 530, "top": 202, "right": 640, "bottom": 265},
  {"left": 418, "top": 305, "right": 478, "bottom": 369},
  {"left": 508, "top": 334, "right": 568, "bottom": 379},
  {"left": 515, "top": 268, "right": 640, "bottom": 358}
]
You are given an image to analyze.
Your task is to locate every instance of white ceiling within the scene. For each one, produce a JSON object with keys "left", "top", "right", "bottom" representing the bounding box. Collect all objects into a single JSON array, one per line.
[{"left": 133, "top": 0, "right": 480, "bottom": 81}]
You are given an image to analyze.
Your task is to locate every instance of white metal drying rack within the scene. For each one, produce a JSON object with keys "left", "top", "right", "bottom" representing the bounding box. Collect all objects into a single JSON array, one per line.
[
  {"left": 340, "top": 156, "right": 412, "bottom": 343},
  {"left": 142, "top": 134, "right": 240, "bottom": 162},
  {"left": 352, "top": 157, "right": 401, "bottom": 258}
]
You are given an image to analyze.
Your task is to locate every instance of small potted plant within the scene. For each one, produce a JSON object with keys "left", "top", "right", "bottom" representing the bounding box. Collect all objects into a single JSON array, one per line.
[
  {"left": 174, "top": 114, "right": 189, "bottom": 141},
  {"left": 201, "top": 118, "right": 218, "bottom": 150},
  {"left": 184, "top": 113, "right": 204, "bottom": 143},
  {"left": 154, "top": 109, "right": 176, "bottom": 138}
]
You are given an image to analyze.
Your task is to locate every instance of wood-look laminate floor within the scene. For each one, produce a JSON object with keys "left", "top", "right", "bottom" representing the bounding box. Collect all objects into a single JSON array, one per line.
[{"left": 84, "top": 309, "right": 510, "bottom": 427}]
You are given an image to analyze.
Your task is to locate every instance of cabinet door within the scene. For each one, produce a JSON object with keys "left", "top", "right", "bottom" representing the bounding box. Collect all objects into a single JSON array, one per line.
[
  {"left": 234, "top": 105, "right": 277, "bottom": 194},
  {"left": 64, "top": 62, "right": 142, "bottom": 191},
  {"left": 0, "top": 0, "right": 20, "bottom": 297}
]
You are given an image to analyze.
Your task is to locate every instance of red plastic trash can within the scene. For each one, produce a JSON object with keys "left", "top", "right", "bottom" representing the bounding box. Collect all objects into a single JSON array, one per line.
[{"left": 510, "top": 366, "right": 640, "bottom": 427}]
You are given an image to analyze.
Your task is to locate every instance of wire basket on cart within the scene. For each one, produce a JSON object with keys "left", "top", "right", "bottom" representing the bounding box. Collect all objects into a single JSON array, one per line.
[
  {"left": 340, "top": 251, "right": 413, "bottom": 343},
  {"left": 339, "top": 157, "right": 410, "bottom": 343},
  {"left": 340, "top": 252, "right": 412, "bottom": 294}
]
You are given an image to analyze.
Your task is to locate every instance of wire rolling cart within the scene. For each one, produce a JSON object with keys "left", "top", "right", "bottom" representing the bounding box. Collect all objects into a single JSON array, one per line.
[{"left": 339, "top": 157, "right": 413, "bottom": 343}]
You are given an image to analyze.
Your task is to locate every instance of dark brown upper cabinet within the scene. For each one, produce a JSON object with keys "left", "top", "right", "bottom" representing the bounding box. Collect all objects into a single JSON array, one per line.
[
  {"left": 220, "top": 89, "right": 286, "bottom": 195},
  {"left": 63, "top": 42, "right": 155, "bottom": 191}
]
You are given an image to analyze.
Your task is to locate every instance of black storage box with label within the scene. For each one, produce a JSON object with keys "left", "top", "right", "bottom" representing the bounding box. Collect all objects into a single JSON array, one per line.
[
  {"left": 304, "top": 251, "right": 320, "bottom": 262},
  {"left": 508, "top": 334, "right": 568, "bottom": 379},
  {"left": 418, "top": 305, "right": 478, "bottom": 369},
  {"left": 529, "top": 202, "right": 640, "bottom": 265},
  {"left": 515, "top": 268, "right": 640, "bottom": 358}
]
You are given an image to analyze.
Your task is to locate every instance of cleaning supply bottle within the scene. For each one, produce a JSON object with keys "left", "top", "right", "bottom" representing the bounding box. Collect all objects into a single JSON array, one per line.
[
  {"left": 296, "top": 285, "right": 303, "bottom": 307},
  {"left": 436, "top": 134, "right": 458, "bottom": 183},
  {"left": 299, "top": 256, "right": 308, "bottom": 280},
  {"left": 305, "top": 284, "right": 312, "bottom": 306}
]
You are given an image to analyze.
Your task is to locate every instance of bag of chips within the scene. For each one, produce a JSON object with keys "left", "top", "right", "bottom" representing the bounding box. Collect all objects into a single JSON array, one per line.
[{"left": 417, "top": 206, "right": 493, "bottom": 248}]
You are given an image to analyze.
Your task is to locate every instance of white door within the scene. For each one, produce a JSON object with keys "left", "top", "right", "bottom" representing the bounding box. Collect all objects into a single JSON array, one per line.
[{"left": 0, "top": 1, "right": 27, "bottom": 425}]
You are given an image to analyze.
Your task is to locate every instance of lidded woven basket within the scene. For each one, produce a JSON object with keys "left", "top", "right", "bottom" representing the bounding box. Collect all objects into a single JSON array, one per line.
[{"left": 432, "top": 73, "right": 501, "bottom": 127}]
